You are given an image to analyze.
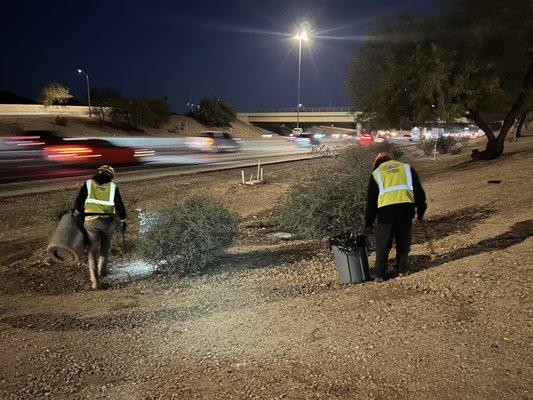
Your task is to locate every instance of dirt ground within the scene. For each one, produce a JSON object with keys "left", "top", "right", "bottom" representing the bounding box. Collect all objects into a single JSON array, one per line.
[{"left": 0, "top": 137, "right": 532, "bottom": 399}]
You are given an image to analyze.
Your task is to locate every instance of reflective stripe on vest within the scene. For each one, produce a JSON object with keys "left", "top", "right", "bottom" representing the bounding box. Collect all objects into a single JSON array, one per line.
[
  {"left": 372, "top": 161, "right": 415, "bottom": 208},
  {"left": 85, "top": 179, "right": 116, "bottom": 206}
]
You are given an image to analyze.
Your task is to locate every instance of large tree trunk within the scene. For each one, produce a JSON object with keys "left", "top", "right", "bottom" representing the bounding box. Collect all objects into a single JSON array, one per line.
[
  {"left": 469, "top": 111, "right": 501, "bottom": 160},
  {"left": 515, "top": 111, "right": 528, "bottom": 138},
  {"left": 471, "top": 61, "right": 533, "bottom": 160}
]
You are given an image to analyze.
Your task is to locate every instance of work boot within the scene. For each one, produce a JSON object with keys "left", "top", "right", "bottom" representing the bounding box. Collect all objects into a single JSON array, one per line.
[
  {"left": 91, "top": 281, "right": 99, "bottom": 290},
  {"left": 399, "top": 271, "right": 410, "bottom": 277},
  {"left": 374, "top": 276, "right": 384, "bottom": 283}
]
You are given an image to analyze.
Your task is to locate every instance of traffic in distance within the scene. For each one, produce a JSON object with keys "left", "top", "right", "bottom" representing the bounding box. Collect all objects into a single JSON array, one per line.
[{"left": 0, "top": 126, "right": 482, "bottom": 182}]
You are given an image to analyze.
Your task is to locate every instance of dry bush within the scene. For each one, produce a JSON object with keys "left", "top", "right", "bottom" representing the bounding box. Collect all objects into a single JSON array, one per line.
[
  {"left": 139, "top": 195, "right": 237, "bottom": 276},
  {"left": 450, "top": 137, "right": 470, "bottom": 154},
  {"left": 419, "top": 136, "right": 468, "bottom": 155},
  {"left": 54, "top": 116, "right": 68, "bottom": 126},
  {"left": 436, "top": 136, "right": 459, "bottom": 154},
  {"left": 419, "top": 138, "right": 436, "bottom": 155},
  {"left": 275, "top": 146, "right": 375, "bottom": 239}
]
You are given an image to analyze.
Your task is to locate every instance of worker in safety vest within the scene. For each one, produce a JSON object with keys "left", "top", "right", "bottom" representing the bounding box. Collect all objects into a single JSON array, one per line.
[
  {"left": 364, "top": 152, "right": 426, "bottom": 282},
  {"left": 74, "top": 165, "right": 126, "bottom": 289}
]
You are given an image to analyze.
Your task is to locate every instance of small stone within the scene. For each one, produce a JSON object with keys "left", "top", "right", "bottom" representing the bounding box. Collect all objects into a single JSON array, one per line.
[{"left": 266, "top": 232, "right": 293, "bottom": 241}]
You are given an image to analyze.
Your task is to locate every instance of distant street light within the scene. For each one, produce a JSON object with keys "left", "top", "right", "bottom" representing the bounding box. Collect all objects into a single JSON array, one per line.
[
  {"left": 77, "top": 68, "right": 91, "bottom": 117},
  {"left": 293, "top": 25, "right": 310, "bottom": 132}
]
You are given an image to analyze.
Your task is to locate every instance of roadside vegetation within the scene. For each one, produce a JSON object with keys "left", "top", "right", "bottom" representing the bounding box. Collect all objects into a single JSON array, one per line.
[
  {"left": 39, "top": 82, "right": 73, "bottom": 107},
  {"left": 275, "top": 145, "right": 374, "bottom": 239},
  {"left": 54, "top": 116, "right": 68, "bottom": 126},
  {"left": 187, "top": 97, "right": 237, "bottom": 127},
  {"left": 418, "top": 136, "right": 469, "bottom": 156},
  {"left": 139, "top": 195, "right": 237, "bottom": 276},
  {"left": 88, "top": 88, "right": 171, "bottom": 130}
]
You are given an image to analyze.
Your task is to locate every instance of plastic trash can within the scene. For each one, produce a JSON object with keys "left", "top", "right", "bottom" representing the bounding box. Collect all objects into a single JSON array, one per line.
[{"left": 331, "top": 237, "right": 371, "bottom": 284}]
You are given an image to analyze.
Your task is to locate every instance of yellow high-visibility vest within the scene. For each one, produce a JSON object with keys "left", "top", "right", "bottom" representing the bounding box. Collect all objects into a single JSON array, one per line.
[
  {"left": 84, "top": 179, "right": 116, "bottom": 219},
  {"left": 372, "top": 160, "right": 415, "bottom": 208}
]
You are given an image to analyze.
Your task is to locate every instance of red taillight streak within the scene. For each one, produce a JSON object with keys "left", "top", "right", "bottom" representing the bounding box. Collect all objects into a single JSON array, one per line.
[{"left": 45, "top": 146, "right": 93, "bottom": 154}]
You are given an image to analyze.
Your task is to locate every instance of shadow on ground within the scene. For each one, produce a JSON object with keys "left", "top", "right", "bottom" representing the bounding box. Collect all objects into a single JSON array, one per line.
[
  {"left": 412, "top": 205, "right": 495, "bottom": 245},
  {"left": 219, "top": 241, "right": 319, "bottom": 270},
  {"left": 410, "top": 219, "right": 532, "bottom": 273}
]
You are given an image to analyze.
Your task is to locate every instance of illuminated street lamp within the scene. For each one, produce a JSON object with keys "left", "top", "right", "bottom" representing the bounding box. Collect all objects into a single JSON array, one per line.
[
  {"left": 293, "top": 26, "right": 310, "bottom": 132},
  {"left": 77, "top": 68, "right": 91, "bottom": 117}
]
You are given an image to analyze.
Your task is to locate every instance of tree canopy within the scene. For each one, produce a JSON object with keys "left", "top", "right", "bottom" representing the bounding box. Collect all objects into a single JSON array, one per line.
[
  {"left": 110, "top": 97, "right": 171, "bottom": 130},
  {"left": 90, "top": 88, "right": 124, "bottom": 126},
  {"left": 188, "top": 98, "right": 237, "bottom": 127},
  {"left": 39, "top": 82, "right": 73, "bottom": 107},
  {"left": 345, "top": 0, "right": 533, "bottom": 159}
]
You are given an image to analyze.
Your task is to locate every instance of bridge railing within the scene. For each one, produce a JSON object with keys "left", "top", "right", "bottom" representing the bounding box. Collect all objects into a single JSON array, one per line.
[{"left": 239, "top": 106, "right": 353, "bottom": 113}]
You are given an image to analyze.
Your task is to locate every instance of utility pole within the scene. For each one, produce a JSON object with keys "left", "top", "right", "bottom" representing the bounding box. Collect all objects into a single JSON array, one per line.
[
  {"left": 77, "top": 68, "right": 91, "bottom": 117},
  {"left": 297, "top": 37, "right": 302, "bottom": 130}
]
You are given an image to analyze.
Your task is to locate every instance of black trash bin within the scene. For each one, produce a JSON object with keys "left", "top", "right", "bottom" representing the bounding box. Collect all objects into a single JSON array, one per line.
[{"left": 330, "top": 233, "right": 371, "bottom": 284}]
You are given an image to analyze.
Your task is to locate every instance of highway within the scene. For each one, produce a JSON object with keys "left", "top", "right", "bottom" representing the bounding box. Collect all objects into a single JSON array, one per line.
[
  {"left": 0, "top": 136, "right": 322, "bottom": 198},
  {"left": 0, "top": 134, "right": 417, "bottom": 198}
]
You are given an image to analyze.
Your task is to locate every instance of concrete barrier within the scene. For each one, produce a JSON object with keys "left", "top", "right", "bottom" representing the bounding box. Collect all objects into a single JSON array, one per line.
[{"left": 0, "top": 104, "right": 90, "bottom": 116}]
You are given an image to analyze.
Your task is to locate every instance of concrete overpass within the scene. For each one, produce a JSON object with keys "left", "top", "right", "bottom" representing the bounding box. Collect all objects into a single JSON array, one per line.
[{"left": 237, "top": 107, "right": 359, "bottom": 124}]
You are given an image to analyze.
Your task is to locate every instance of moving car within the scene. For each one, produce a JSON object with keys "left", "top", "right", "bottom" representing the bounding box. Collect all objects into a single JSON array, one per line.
[
  {"left": 357, "top": 131, "right": 375, "bottom": 146},
  {"left": 184, "top": 131, "right": 240, "bottom": 152},
  {"left": 286, "top": 132, "right": 319, "bottom": 147},
  {"left": 43, "top": 139, "right": 138, "bottom": 165},
  {"left": 1, "top": 130, "right": 64, "bottom": 150}
]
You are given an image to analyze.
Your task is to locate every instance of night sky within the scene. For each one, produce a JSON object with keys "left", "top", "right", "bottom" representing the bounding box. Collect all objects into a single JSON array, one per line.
[{"left": 1, "top": 0, "right": 440, "bottom": 113}]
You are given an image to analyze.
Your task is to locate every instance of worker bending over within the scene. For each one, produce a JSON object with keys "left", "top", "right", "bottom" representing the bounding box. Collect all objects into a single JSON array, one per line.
[
  {"left": 74, "top": 165, "right": 126, "bottom": 289},
  {"left": 364, "top": 152, "right": 427, "bottom": 282}
]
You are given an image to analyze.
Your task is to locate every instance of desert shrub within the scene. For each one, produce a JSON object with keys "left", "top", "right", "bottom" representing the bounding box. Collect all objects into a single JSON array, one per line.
[
  {"left": 54, "top": 116, "right": 68, "bottom": 126},
  {"left": 418, "top": 138, "right": 436, "bottom": 155},
  {"left": 419, "top": 136, "right": 469, "bottom": 155},
  {"left": 436, "top": 136, "right": 459, "bottom": 154},
  {"left": 139, "top": 195, "right": 237, "bottom": 276},
  {"left": 450, "top": 137, "right": 470, "bottom": 154},
  {"left": 275, "top": 146, "right": 374, "bottom": 239}
]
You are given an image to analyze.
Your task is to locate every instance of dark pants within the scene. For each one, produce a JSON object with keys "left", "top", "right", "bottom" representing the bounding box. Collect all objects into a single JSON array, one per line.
[{"left": 374, "top": 221, "right": 412, "bottom": 279}]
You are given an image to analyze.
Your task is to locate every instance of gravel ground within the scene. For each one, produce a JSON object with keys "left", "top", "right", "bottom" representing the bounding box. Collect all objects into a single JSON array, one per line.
[{"left": 0, "top": 138, "right": 532, "bottom": 399}]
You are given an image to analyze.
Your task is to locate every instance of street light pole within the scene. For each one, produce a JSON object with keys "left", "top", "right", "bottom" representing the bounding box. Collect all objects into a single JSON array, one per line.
[
  {"left": 77, "top": 68, "right": 91, "bottom": 117},
  {"left": 293, "top": 28, "right": 309, "bottom": 133},
  {"left": 296, "top": 37, "right": 302, "bottom": 130}
]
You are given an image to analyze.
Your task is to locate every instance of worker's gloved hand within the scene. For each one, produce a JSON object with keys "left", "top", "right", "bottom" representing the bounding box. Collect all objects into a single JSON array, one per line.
[
  {"left": 362, "top": 226, "right": 373, "bottom": 246},
  {"left": 416, "top": 214, "right": 428, "bottom": 226}
]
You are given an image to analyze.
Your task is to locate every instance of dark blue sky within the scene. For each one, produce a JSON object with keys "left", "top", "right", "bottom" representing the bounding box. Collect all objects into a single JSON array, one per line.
[{"left": 0, "top": 0, "right": 440, "bottom": 112}]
